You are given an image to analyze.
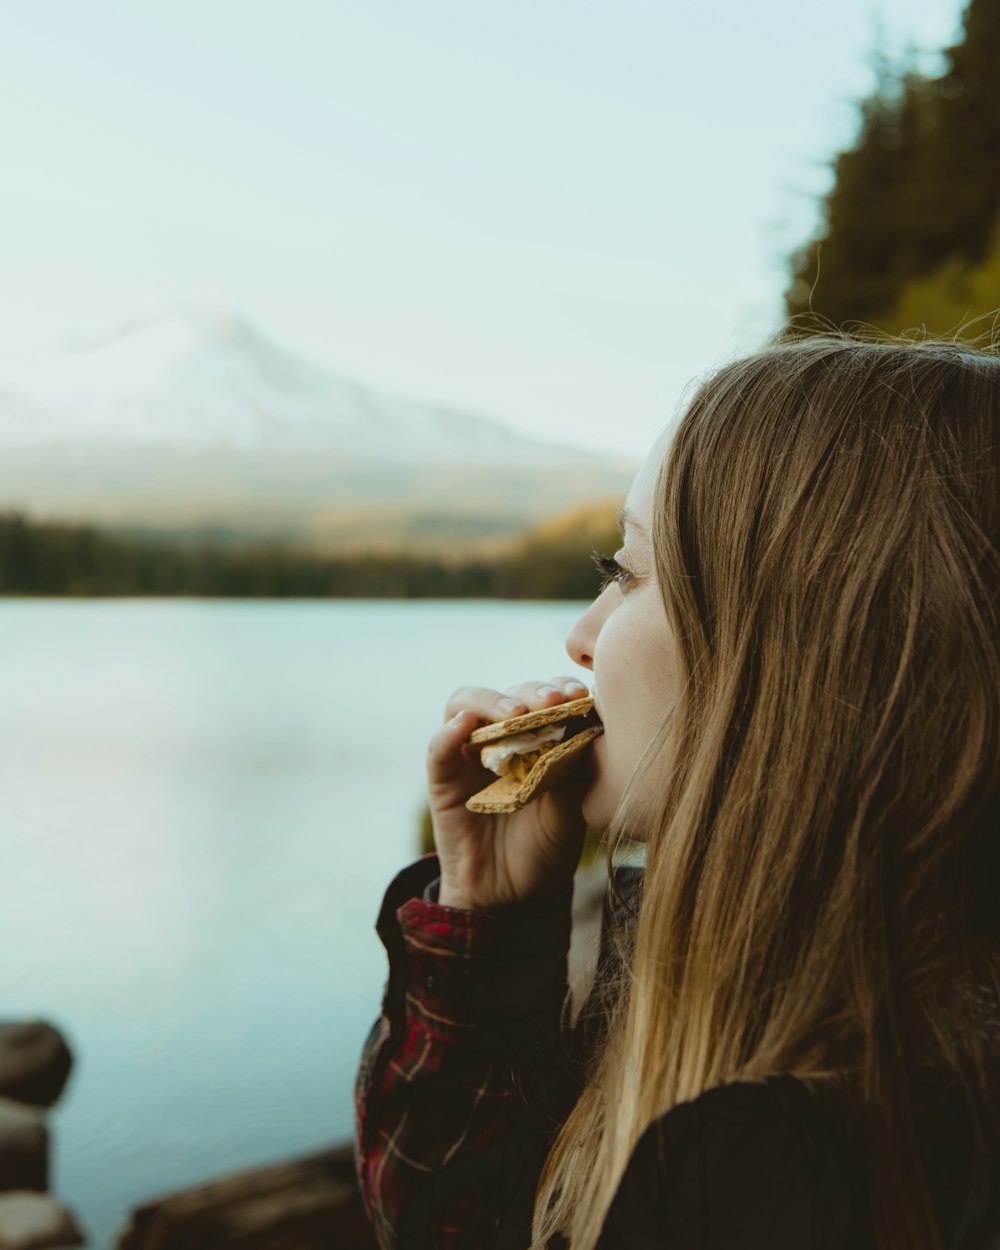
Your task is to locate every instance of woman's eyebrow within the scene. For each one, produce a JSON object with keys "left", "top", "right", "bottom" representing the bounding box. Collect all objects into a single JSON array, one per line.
[{"left": 617, "top": 507, "right": 649, "bottom": 539}]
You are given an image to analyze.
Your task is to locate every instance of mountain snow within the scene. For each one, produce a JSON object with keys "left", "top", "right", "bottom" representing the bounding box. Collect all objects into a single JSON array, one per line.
[{"left": 0, "top": 307, "right": 586, "bottom": 464}]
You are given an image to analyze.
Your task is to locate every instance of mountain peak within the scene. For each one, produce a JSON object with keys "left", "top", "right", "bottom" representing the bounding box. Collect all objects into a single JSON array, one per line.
[
  {"left": 0, "top": 306, "right": 636, "bottom": 545},
  {"left": 74, "top": 303, "right": 250, "bottom": 350},
  {"left": 0, "top": 306, "right": 632, "bottom": 468},
  {"left": 0, "top": 308, "right": 360, "bottom": 448}
]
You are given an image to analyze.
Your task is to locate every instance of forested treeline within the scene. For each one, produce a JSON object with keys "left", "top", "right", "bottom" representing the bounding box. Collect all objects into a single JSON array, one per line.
[
  {"left": 0, "top": 506, "right": 622, "bottom": 599},
  {"left": 786, "top": 0, "right": 1000, "bottom": 335}
]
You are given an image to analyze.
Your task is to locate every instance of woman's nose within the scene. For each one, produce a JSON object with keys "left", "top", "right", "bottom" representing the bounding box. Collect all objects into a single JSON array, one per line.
[{"left": 565, "top": 588, "right": 614, "bottom": 671}]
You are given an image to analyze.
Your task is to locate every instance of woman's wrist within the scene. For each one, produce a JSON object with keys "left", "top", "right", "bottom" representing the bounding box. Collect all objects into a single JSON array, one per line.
[
  {"left": 437, "top": 878, "right": 504, "bottom": 910},
  {"left": 437, "top": 882, "right": 475, "bottom": 909},
  {"left": 436, "top": 876, "right": 572, "bottom": 913}
]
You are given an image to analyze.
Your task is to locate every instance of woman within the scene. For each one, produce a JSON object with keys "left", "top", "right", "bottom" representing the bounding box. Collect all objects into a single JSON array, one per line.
[{"left": 355, "top": 337, "right": 1000, "bottom": 1249}]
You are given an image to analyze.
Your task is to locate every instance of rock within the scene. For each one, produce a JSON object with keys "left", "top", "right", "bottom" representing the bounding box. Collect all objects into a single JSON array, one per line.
[
  {"left": 0, "top": 1102, "right": 46, "bottom": 1193},
  {"left": 116, "top": 1144, "right": 377, "bottom": 1250},
  {"left": 0, "top": 1191, "right": 83, "bottom": 1249},
  {"left": 0, "top": 1027, "right": 72, "bottom": 1109}
]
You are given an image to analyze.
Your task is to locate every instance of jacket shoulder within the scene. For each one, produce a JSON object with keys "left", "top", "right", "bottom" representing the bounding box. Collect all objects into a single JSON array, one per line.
[{"left": 598, "top": 1075, "right": 861, "bottom": 1250}]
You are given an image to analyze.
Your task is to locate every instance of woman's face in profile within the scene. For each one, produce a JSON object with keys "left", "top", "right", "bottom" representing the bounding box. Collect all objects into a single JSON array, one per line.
[{"left": 565, "top": 432, "right": 678, "bottom": 831}]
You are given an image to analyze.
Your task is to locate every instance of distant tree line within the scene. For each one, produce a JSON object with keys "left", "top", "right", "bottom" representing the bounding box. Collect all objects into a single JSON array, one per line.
[
  {"left": 0, "top": 506, "right": 622, "bottom": 599},
  {"left": 786, "top": 0, "right": 1000, "bottom": 337}
]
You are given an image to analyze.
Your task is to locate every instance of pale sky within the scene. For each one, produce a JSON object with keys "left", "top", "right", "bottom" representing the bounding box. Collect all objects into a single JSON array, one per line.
[{"left": 0, "top": 0, "right": 966, "bottom": 456}]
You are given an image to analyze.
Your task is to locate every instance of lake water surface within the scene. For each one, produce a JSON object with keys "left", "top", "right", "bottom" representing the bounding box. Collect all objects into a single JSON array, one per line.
[{"left": 0, "top": 599, "right": 590, "bottom": 1248}]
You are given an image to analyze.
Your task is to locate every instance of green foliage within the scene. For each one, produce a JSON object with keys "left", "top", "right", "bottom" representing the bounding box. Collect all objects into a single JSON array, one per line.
[
  {"left": 786, "top": 0, "right": 1000, "bottom": 331},
  {"left": 496, "top": 501, "right": 622, "bottom": 599},
  {"left": 418, "top": 805, "right": 436, "bottom": 856},
  {"left": 0, "top": 502, "right": 622, "bottom": 600},
  {"left": 883, "top": 216, "right": 1000, "bottom": 338}
]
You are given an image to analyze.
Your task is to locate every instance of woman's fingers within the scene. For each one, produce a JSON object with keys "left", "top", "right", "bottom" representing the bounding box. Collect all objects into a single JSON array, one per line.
[
  {"left": 443, "top": 678, "right": 590, "bottom": 725},
  {"left": 504, "top": 676, "right": 590, "bottom": 706},
  {"left": 555, "top": 675, "right": 591, "bottom": 695},
  {"left": 427, "top": 709, "right": 480, "bottom": 783},
  {"left": 443, "top": 686, "right": 527, "bottom": 724}
]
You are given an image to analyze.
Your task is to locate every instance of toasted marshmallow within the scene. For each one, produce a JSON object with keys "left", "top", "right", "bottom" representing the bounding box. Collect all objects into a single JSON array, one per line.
[{"left": 480, "top": 725, "right": 565, "bottom": 776}]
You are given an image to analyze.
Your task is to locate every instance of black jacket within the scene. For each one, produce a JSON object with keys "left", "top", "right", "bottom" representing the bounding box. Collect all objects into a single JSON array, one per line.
[{"left": 355, "top": 855, "right": 1000, "bottom": 1249}]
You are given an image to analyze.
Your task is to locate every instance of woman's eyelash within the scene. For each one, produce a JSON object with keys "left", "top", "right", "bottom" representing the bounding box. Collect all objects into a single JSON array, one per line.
[{"left": 592, "top": 549, "right": 635, "bottom": 591}]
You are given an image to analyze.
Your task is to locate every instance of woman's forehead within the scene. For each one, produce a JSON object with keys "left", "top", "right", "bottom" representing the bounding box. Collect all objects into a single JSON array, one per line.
[{"left": 624, "top": 429, "right": 672, "bottom": 530}]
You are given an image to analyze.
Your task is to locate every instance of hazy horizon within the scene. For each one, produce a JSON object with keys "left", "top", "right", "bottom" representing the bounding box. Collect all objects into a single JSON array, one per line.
[{"left": 0, "top": 0, "right": 966, "bottom": 458}]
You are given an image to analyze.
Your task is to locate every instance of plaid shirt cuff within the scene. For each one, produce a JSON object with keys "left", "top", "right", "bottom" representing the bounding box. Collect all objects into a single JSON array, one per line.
[
  {"left": 376, "top": 855, "right": 573, "bottom": 1043},
  {"left": 357, "top": 856, "right": 578, "bottom": 1247}
]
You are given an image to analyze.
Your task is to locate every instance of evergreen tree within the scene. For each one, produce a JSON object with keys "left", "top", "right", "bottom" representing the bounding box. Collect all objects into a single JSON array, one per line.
[{"left": 786, "top": 0, "right": 1000, "bottom": 329}]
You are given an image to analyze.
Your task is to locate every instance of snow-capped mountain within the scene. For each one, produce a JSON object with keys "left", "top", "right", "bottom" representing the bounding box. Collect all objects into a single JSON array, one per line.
[
  {"left": 0, "top": 307, "right": 589, "bottom": 461},
  {"left": 0, "top": 308, "right": 634, "bottom": 548}
]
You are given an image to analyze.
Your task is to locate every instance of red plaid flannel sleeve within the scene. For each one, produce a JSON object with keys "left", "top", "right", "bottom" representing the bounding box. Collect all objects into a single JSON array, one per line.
[{"left": 355, "top": 854, "right": 577, "bottom": 1250}]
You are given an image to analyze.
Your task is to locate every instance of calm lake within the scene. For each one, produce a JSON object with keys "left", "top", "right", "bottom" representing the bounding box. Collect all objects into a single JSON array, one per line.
[{"left": 0, "top": 599, "right": 590, "bottom": 1249}]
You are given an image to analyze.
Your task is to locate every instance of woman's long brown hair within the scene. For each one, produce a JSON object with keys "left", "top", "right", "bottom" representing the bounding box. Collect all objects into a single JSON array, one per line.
[{"left": 532, "top": 337, "right": 1000, "bottom": 1250}]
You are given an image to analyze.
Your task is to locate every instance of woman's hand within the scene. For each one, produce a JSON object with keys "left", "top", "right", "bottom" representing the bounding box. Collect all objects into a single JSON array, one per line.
[{"left": 428, "top": 678, "right": 592, "bottom": 910}]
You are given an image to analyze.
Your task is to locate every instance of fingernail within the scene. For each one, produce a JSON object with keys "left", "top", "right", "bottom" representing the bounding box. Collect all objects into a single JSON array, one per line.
[
  {"left": 538, "top": 685, "right": 559, "bottom": 697},
  {"left": 498, "top": 697, "right": 523, "bottom": 712},
  {"left": 565, "top": 680, "right": 588, "bottom": 692}
]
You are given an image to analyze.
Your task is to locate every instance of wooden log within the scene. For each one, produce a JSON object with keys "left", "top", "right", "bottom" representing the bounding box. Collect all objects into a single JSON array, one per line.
[{"left": 116, "top": 1144, "right": 377, "bottom": 1250}]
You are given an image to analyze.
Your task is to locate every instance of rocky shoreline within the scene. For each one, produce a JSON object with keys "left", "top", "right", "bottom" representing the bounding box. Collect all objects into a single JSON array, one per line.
[
  {"left": 113, "top": 863, "right": 608, "bottom": 1249},
  {"left": 6, "top": 864, "right": 609, "bottom": 1248},
  {"left": 0, "top": 1018, "right": 380, "bottom": 1250},
  {"left": 0, "top": 1020, "right": 83, "bottom": 1248},
  {"left": 116, "top": 1144, "right": 376, "bottom": 1250}
]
